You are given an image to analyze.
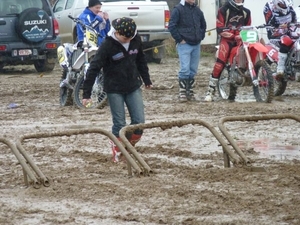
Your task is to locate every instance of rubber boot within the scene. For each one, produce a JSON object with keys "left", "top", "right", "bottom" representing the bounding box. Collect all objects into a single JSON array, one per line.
[
  {"left": 110, "top": 137, "right": 124, "bottom": 163},
  {"left": 204, "top": 75, "right": 218, "bottom": 102},
  {"left": 187, "top": 79, "right": 196, "bottom": 101},
  {"left": 178, "top": 79, "right": 188, "bottom": 102},
  {"left": 276, "top": 52, "right": 287, "bottom": 78},
  {"left": 129, "top": 134, "right": 142, "bottom": 146}
]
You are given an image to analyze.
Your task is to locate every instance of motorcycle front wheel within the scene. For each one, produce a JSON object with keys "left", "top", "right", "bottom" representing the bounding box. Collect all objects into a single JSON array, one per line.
[
  {"left": 59, "top": 69, "right": 73, "bottom": 106},
  {"left": 253, "top": 60, "right": 274, "bottom": 103},
  {"left": 267, "top": 61, "right": 287, "bottom": 96},
  {"left": 73, "top": 73, "right": 107, "bottom": 109}
]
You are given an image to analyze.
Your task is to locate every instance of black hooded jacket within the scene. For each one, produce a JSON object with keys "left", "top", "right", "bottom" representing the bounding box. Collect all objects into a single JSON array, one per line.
[{"left": 83, "top": 34, "right": 152, "bottom": 98}]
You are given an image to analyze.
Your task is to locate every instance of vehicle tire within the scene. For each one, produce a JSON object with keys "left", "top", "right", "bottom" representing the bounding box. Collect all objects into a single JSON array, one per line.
[
  {"left": 34, "top": 59, "right": 56, "bottom": 72},
  {"left": 152, "top": 58, "right": 162, "bottom": 64},
  {"left": 267, "top": 61, "right": 287, "bottom": 96},
  {"left": 218, "top": 67, "right": 231, "bottom": 99},
  {"left": 16, "top": 8, "right": 51, "bottom": 43},
  {"left": 73, "top": 75, "right": 85, "bottom": 108},
  {"left": 274, "top": 78, "right": 287, "bottom": 96},
  {"left": 228, "top": 83, "right": 237, "bottom": 101},
  {"left": 253, "top": 60, "right": 274, "bottom": 103},
  {"left": 59, "top": 70, "right": 73, "bottom": 106},
  {"left": 73, "top": 73, "right": 107, "bottom": 109},
  {"left": 144, "top": 43, "right": 163, "bottom": 64},
  {"left": 60, "top": 86, "right": 73, "bottom": 106}
]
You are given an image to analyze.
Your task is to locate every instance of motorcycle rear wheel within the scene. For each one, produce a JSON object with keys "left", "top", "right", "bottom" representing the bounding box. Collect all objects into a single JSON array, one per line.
[
  {"left": 218, "top": 67, "right": 231, "bottom": 99},
  {"left": 73, "top": 73, "right": 107, "bottom": 109},
  {"left": 253, "top": 60, "right": 274, "bottom": 103}
]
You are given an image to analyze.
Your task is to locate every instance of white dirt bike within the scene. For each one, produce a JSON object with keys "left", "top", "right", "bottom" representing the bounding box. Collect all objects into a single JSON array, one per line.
[
  {"left": 57, "top": 15, "right": 106, "bottom": 108},
  {"left": 264, "top": 23, "right": 300, "bottom": 96}
]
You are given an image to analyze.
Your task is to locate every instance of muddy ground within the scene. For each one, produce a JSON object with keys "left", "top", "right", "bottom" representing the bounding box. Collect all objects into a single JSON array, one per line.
[{"left": 0, "top": 56, "right": 300, "bottom": 225}]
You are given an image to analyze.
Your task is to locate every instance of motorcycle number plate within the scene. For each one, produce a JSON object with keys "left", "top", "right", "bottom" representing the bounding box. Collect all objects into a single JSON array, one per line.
[
  {"left": 18, "top": 49, "right": 32, "bottom": 56},
  {"left": 240, "top": 30, "right": 258, "bottom": 43},
  {"left": 87, "top": 30, "right": 98, "bottom": 47}
]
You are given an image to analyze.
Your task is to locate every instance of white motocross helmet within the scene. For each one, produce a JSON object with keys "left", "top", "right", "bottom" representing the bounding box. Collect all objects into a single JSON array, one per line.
[{"left": 273, "top": 0, "right": 291, "bottom": 15}]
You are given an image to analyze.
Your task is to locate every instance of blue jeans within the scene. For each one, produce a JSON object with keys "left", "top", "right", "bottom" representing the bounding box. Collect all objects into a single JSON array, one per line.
[
  {"left": 177, "top": 43, "right": 201, "bottom": 80},
  {"left": 107, "top": 88, "right": 145, "bottom": 137}
]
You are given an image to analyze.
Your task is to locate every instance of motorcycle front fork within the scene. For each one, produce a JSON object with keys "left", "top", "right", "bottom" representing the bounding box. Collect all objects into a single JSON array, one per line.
[{"left": 59, "top": 69, "right": 74, "bottom": 89}]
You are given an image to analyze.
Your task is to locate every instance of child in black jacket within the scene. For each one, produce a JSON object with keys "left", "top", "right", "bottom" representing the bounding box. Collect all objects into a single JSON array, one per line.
[{"left": 83, "top": 17, "right": 153, "bottom": 162}]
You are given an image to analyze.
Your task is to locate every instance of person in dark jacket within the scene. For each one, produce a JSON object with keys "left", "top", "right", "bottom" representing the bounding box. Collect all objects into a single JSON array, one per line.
[
  {"left": 77, "top": 0, "right": 110, "bottom": 46},
  {"left": 82, "top": 17, "right": 153, "bottom": 163},
  {"left": 168, "top": 0, "right": 207, "bottom": 102},
  {"left": 204, "top": 0, "right": 251, "bottom": 102}
]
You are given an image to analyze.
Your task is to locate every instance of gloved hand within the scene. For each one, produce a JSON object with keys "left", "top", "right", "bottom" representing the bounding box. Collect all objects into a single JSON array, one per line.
[
  {"left": 220, "top": 31, "right": 234, "bottom": 39},
  {"left": 288, "top": 25, "right": 300, "bottom": 38},
  {"left": 82, "top": 98, "right": 92, "bottom": 108},
  {"left": 235, "top": 35, "right": 241, "bottom": 42},
  {"left": 279, "top": 23, "right": 288, "bottom": 29}
]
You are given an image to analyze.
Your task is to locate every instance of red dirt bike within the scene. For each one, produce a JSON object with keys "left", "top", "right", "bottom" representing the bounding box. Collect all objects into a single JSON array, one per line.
[
  {"left": 217, "top": 25, "right": 274, "bottom": 103},
  {"left": 264, "top": 23, "right": 300, "bottom": 96}
]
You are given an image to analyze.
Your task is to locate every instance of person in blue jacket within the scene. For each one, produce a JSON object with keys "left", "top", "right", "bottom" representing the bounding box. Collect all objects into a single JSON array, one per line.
[{"left": 77, "top": 0, "right": 110, "bottom": 46}]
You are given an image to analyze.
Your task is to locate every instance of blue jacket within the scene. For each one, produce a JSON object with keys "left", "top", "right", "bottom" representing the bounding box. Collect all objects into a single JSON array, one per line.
[
  {"left": 168, "top": 2, "right": 207, "bottom": 45},
  {"left": 77, "top": 7, "right": 110, "bottom": 46}
]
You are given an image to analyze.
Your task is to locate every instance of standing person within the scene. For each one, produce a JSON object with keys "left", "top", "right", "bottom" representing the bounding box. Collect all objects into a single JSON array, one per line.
[
  {"left": 204, "top": 0, "right": 251, "bottom": 102},
  {"left": 82, "top": 17, "right": 153, "bottom": 163},
  {"left": 263, "top": 0, "right": 297, "bottom": 78},
  {"left": 77, "top": 0, "right": 110, "bottom": 46},
  {"left": 168, "top": 0, "right": 207, "bottom": 102}
]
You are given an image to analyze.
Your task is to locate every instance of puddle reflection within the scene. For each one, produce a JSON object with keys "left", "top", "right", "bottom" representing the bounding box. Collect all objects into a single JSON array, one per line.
[{"left": 237, "top": 138, "right": 300, "bottom": 160}]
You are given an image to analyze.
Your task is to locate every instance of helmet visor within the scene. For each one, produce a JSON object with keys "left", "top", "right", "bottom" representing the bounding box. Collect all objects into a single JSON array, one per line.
[{"left": 278, "top": 2, "right": 287, "bottom": 9}]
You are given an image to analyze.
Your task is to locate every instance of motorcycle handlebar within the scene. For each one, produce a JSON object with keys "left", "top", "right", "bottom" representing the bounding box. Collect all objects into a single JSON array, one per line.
[
  {"left": 220, "top": 23, "right": 300, "bottom": 32},
  {"left": 68, "top": 15, "right": 101, "bottom": 38},
  {"left": 68, "top": 15, "right": 74, "bottom": 20},
  {"left": 220, "top": 24, "right": 269, "bottom": 32},
  {"left": 261, "top": 23, "right": 300, "bottom": 30}
]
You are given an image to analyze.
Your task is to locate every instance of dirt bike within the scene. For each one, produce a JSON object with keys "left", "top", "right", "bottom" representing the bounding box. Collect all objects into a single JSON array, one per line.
[
  {"left": 73, "top": 70, "right": 107, "bottom": 108},
  {"left": 217, "top": 25, "right": 274, "bottom": 103},
  {"left": 264, "top": 23, "right": 300, "bottom": 96},
  {"left": 57, "top": 15, "right": 106, "bottom": 108}
]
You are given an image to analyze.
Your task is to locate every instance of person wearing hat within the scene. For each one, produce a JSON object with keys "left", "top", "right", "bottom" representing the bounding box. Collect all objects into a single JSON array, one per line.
[
  {"left": 168, "top": 0, "right": 207, "bottom": 102},
  {"left": 76, "top": 0, "right": 110, "bottom": 46},
  {"left": 82, "top": 17, "right": 153, "bottom": 163}
]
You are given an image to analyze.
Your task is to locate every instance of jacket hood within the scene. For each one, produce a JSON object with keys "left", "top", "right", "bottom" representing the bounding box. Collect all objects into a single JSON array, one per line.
[{"left": 180, "top": 0, "right": 197, "bottom": 7}]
